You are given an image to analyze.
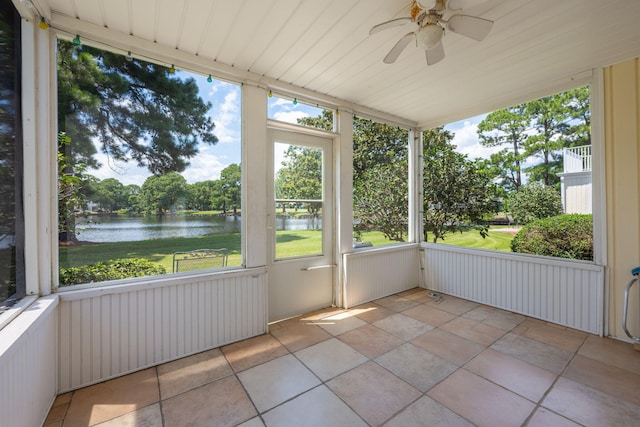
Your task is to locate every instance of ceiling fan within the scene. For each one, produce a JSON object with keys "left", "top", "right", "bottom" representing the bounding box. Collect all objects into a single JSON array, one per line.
[{"left": 370, "top": 0, "right": 494, "bottom": 65}]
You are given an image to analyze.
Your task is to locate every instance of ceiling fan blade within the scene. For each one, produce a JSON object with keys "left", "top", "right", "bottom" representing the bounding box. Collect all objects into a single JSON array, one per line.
[
  {"left": 447, "top": 14, "right": 493, "bottom": 41},
  {"left": 425, "top": 41, "right": 445, "bottom": 65},
  {"left": 370, "top": 17, "right": 413, "bottom": 35},
  {"left": 384, "top": 32, "right": 415, "bottom": 63}
]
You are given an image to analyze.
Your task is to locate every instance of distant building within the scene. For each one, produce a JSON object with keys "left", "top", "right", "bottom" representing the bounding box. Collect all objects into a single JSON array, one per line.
[{"left": 559, "top": 145, "right": 592, "bottom": 214}]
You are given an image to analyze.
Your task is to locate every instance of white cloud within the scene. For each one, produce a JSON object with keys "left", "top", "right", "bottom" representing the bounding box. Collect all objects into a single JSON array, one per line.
[
  {"left": 273, "top": 110, "right": 310, "bottom": 123},
  {"left": 446, "top": 116, "right": 501, "bottom": 160},
  {"left": 182, "top": 150, "right": 226, "bottom": 182},
  {"left": 210, "top": 88, "right": 240, "bottom": 145}
]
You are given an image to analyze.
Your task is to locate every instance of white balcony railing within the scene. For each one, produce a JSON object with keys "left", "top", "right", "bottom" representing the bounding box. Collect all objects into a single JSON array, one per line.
[{"left": 563, "top": 145, "right": 592, "bottom": 173}]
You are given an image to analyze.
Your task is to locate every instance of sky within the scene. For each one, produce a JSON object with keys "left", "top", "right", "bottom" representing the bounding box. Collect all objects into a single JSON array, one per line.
[{"left": 88, "top": 68, "right": 496, "bottom": 186}]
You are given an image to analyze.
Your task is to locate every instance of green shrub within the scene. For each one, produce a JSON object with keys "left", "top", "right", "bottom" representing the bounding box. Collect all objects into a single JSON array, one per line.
[
  {"left": 59, "top": 258, "right": 166, "bottom": 287},
  {"left": 508, "top": 183, "right": 562, "bottom": 224},
  {"left": 511, "top": 214, "right": 592, "bottom": 260}
]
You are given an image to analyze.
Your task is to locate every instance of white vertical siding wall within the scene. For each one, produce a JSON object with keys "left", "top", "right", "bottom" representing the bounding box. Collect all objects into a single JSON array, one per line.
[
  {"left": 0, "top": 296, "right": 58, "bottom": 427},
  {"left": 422, "top": 244, "right": 604, "bottom": 334},
  {"left": 560, "top": 172, "right": 593, "bottom": 214},
  {"left": 343, "top": 244, "right": 420, "bottom": 308},
  {"left": 58, "top": 268, "right": 267, "bottom": 392}
]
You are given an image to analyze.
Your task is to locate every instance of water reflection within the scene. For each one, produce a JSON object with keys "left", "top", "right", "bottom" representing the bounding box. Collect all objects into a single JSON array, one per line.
[{"left": 76, "top": 214, "right": 322, "bottom": 242}]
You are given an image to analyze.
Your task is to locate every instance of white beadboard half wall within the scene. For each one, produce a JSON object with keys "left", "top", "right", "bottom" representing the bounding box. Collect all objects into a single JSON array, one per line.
[
  {"left": 57, "top": 268, "right": 267, "bottom": 392},
  {"left": 343, "top": 244, "right": 420, "bottom": 308},
  {"left": 421, "top": 243, "right": 605, "bottom": 335},
  {"left": 0, "top": 295, "right": 59, "bottom": 427}
]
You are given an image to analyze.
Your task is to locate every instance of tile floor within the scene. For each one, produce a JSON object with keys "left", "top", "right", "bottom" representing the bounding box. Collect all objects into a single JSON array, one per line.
[{"left": 44, "top": 288, "right": 640, "bottom": 427}]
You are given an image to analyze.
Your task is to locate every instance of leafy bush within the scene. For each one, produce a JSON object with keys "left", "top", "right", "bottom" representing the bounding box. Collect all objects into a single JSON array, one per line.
[
  {"left": 511, "top": 214, "right": 592, "bottom": 260},
  {"left": 508, "top": 183, "right": 562, "bottom": 224},
  {"left": 59, "top": 258, "right": 166, "bottom": 287}
]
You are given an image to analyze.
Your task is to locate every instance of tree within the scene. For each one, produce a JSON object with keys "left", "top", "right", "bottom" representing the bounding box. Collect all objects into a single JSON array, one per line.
[
  {"left": 124, "top": 184, "right": 141, "bottom": 212},
  {"left": 139, "top": 173, "right": 188, "bottom": 214},
  {"left": 507, "top": 182, "right": 562, "bottom": 224},
  {"left": 57, "top": 133, "right": 94, "bottom": 240},
  {"left": 91, "top": 178, "right": 127, "bottom": 212},
  {"left": 423, "top": 128, "right": 498, "bottom": 243},
  {"left": 564, "top": 86, "right": 591, "bottom": 147},
  {"left": 219, "top": 164, "right": 241, "bottom": 214},
  {"left": 354, "top": 162, "right": 408, "bottom": 242},
  {"left": 477, "top": 105, "right": 529, "bottom": 191},
  {"left": 523, "top": 95, "right": 573, "bottom": 187},
  {"left": 57, "top": 40, "right": 219, "bottom": 239},
  {"left": 352, "top": 118, "right": 408, "bottom": 182},
  {"left": 275, "top": 146, "right": 322, "bottom": 216},
  {"left": 189, "top": 180, "right": 218, "bottom": 211}
]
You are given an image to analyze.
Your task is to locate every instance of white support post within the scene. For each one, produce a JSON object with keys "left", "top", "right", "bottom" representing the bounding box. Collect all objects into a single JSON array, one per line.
[
  {"left": 408, "top": 129, "right": 424, "bottom": 243},
  {"left": 242, "top": 84, "right": 268, "bottom": 268},
  {"left": 21, "top": 18, "right": 39, "bottom": 296},
  {"left": 335, "top": 110, "right": 353, "bottom": 308}
]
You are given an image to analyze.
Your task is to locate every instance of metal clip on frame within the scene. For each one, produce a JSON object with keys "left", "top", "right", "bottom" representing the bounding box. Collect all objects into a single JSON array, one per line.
[{"left": 622, "top": 266, "right": 640, "bottom": 342}]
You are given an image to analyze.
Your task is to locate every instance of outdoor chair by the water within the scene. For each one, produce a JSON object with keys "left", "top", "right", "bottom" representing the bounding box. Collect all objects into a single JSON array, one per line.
[{"left": 172, "top": 249, "right": 228, "bottom": 273}]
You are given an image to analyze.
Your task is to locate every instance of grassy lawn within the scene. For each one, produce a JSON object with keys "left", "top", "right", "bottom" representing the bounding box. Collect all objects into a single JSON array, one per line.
[
  {"left": 59, "top": 227, "right": 517, "bottom": 273},
  {"left": 435, "top": 228, "right": 516, "bottom": 252},
  {"left": 59, "top": 233, "right": 243, "bottom": 272}
]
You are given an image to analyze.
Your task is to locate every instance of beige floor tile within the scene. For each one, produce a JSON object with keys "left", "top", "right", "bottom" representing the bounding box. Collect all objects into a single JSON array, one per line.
[
  {"left": 45, "top": 392, "right": 72, "bottom": 425},
  {"left": 578, "top": 335, "right": 640, "bottom": 375},
  {"left": 465, "top": 348, "right": 557, "bottom": 402},
  {"left": 351, "top": 302, "right": 396, "bottom": 323},
  {"left": 162, "top": 375, "right": 256, "bottom": 427},
  {"left": 411, "top": 328, "right": 485, "bottom": 366},
  {"left": 295, "top": 338, "right": 367, "bottom": 381},
  {"left": 338, "top": 324, "right": 403, "bottom": 359},
  {"left": 374, "top": 295, "right": 420, "bottom": 312},
  {"left": 384, "top": 395, "right": 474, "bottom": 427},
  {"left": 403, "top": 304, "right": 457, "bottom": 327},
  {"left": 439, "top": 316, "right": 505, "bottom": 346},
  {"left": 564, "top": 354, "right": 640, "bottom": 406},
  {"left": 527, "top": 408, "right": 581, "bottom": 427},
  {"left": 262, "top": 385, "right": 367, "bottom": 427},
  {"left": 542, "top": 377, "right": 640, "bottom": 427},
  {"left": 375, "top": 343, "right": 457, "bottom": 392},
  {"left": 270, "top": 322, "right": 331, "bottom": 352},
  {"left": 63, "top": 368, "right": 159, "bottom": 427},
  {"left": 491, "top": 333, "right": 574, "bottom": 374},
  {"left": 157, "top": 348, "right": 233, "bottom": 399},
  {"left": 426, "top": 295, "right": 478, "bottom": 315},
  {"left": 53, "top": 392, "right": 72, "bottom": 406},
  {"left": 299, "top": 306, "right": 344, "bottom": 322},
  {"left": 327, "top": 361, "right": 421, "bottom": 426},
  {"left": 313, "top": 311, "right": 368, "bottom": 335},
  {"left": 428, "top": 369, "right": 535, "bottom": 427},
  {"left": 94, "top": 403, "right": 162, "bottom": 427},
  {"left": 397, "top": 287, "right": 431, "bottom": 301},
  {"left": 43, "top": 401, "right": 68, "bottom": 424},
  {"left": 238, "top": 354, "right": 320, "bottom": 412},
  {"left": 373, "top": 313, "right": 434, "bottom": 341},
  {"left": 222, "top": 333, "right": 288, "bottom": 372},
  {"left": 512, "top": 318, "right": 587, "bottom": 352},
  {"left": 462, "top": 306, "right": 524, "bottom": 331},
  {"left": 237, "top": 417, "right": 265, "bottom": 427}
]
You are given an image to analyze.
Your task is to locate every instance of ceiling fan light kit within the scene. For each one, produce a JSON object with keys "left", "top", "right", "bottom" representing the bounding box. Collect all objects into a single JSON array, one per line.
[
  {"left": 416, "top": 24, "right": 444, "bottom": 49},
  {"left": 370, "top": 0, "right": 493, "bottom": 65}
]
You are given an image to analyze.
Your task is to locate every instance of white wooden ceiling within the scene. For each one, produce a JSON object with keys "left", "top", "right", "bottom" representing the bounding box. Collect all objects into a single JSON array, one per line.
[{"left": 32, "top": 0, "right": 640, "bottom": 127}]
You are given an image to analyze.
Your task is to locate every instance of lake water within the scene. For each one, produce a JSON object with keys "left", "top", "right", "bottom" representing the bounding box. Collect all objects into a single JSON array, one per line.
[{"left": 76, "top": 214, "right": 322, "bottom": 243}]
